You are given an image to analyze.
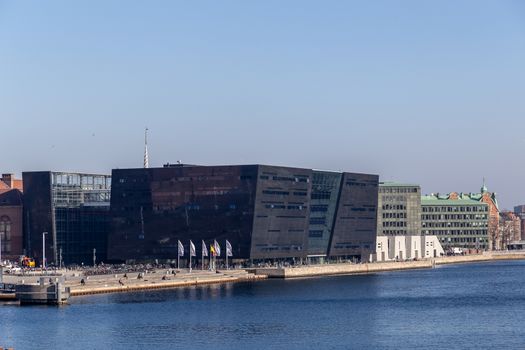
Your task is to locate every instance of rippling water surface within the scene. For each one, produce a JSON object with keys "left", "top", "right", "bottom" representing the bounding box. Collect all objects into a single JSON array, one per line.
[{"left": 2, "top": 261, "right": 525, "bottom": 349}]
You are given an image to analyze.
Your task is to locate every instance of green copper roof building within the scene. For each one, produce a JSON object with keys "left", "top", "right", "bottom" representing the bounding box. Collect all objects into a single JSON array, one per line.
[{"left": 421, "top": 193, "right": 489, "bottom": 251}]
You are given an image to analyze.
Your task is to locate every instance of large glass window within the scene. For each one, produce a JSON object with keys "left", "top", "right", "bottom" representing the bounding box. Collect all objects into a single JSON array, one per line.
[{"left": 0, "top": 215, "right": 12, "bottom": 253}]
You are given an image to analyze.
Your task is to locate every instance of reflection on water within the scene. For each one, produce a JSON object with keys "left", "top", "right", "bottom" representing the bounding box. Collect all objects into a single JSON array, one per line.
[{"left": 2, "top": 261, "right": 525, "bottom": 350}]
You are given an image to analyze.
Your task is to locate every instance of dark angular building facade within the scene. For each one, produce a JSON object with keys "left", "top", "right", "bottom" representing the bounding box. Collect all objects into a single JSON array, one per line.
[
  {"left": 23, "top": 171, "right": 111, "bottom": 265},
  {"left": 108, "top": 164, "right": 379, "bottom": 263}
]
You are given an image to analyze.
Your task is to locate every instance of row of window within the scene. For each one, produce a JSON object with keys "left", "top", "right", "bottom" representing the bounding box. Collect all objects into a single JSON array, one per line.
[
  {"left": 439, "top": 237, "right": 487, "bottom": 243},
  {"left": 423, "top": 229, "right": 487, "bottom": 235},
  {"left": 259, "top": 175, "right": 309, "bottom": 183},
  {"left": 345, "top": 181, "right": 371, "bottom": 187},
  {"left": 381, "top": 230, "right": 407, "bottom": 235},
  {"left": 381, "top": 195, "right": 410, "bottom": 202},
  {"left": 379, "top": 187, "right": 418, "bottom": 193},
  {"left": 309, "top": 217, "right": 326, "bottom": 225},
  {"left": 422, "top": 206, "right": 487, "bottom": 213},
  {"left": 382, "top": 204, "right": 407, "bottom": 211},
  {"left": 311, "top": 205, "right": 329, "bottom": 212},
  {"left": 309, "top": 230, "right": 324, "bottom": 237},
  {"left": 422, "top": 214, "right": 488, "bottom": 221},
  {"left": 264, "top": 204, "right": 306, "bottom": 210},
  {"left": 422, "top": 222, "right": 487, "bottom": 228},
  {"left": 311, "top": 192, "right": 332, "bottom": 200},
  {"left": 262, "top": 190, "right": 308, "bottom": 196},
  {"left": 255, "top": 245, "right": 304, "bottom": 251},
  {"left": 262, "top": 190, "right": 290, "bottom": 196},
  {"left": 383, "top": 213, "right": 407, "bottom": 219},
  {"left": 383, "top": 221, "right": 407, "bottom": 227}
]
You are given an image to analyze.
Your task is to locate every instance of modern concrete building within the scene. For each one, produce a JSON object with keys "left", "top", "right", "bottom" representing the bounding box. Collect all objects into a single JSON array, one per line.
[
  {"left": 377, "top": 182, "right": 421, "bottom": 236},
  {"left": 421, "top": 193, "right": 489, "bottom": 251},
  {"left": 23, "top": 171, "right": 111, "bottom": 265},
  {"left": 375, "top": 235, "right": 444, "bottom": 261},
  {"left": 108, "top": 164, "right": 379, "bottom": 264}
]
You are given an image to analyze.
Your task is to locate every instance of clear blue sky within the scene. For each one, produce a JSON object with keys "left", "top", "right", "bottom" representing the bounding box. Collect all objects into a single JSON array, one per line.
[{"left": 1, "top": 1, "right": 524, "bottom": 209}]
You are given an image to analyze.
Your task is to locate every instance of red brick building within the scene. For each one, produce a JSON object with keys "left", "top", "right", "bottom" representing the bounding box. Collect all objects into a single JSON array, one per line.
[
  {"left": 0, "top": 174, "right": 24, "bottom": 261},
  {"left": 1, "top": 173, "right": 23, "bottom": 191}
]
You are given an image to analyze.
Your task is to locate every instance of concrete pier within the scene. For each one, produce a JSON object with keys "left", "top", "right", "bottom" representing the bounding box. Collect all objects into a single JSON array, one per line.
[
  {"left": 250, "top": 260, "right": 433, "bottom": 278},
  {"left": 15, "top": 277, "right": 70, "bottom": 305}
]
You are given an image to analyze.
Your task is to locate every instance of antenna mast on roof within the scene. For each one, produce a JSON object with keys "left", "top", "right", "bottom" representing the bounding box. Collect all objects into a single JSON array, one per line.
[{"left": 144, "top": 127, "right": 149, "bottom": 169}]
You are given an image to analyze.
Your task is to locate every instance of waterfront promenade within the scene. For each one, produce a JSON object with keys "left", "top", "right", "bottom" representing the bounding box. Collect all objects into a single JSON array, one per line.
[
  {"left": 1, "top": 269, "right": 265, "bottom": 298},
  {"left": 250, "top": 251, "right": 525, "bottom": 278},
  {"left": 3, "top": 251, "right": 525, "bottom": 299}
]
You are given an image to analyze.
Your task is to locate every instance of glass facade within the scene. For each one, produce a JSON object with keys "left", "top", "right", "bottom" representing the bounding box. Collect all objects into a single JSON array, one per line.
[
  {"left": 23, "top": 171, "right": 111, "bottom": 265},
  {"left": 307, "top": 171, "right": 342, "bottom": 258},
  {"left": 328, "top": 173, "right": 379, "bottom": 261}
]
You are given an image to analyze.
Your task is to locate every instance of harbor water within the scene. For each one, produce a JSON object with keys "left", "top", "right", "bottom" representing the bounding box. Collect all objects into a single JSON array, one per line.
[{"left": 2, "top": 260, "right": 525, "bottom": 349}]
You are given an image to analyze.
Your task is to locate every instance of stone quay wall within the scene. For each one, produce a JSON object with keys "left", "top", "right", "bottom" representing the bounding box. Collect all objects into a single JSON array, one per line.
[{"left": 252, "top": 252, "right": 525, "bottom": 279}]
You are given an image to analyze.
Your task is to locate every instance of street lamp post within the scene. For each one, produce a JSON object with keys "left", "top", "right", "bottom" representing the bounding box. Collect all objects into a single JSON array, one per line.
[{"left": 42, "top": 232, "right": 48, "bottom": 269}]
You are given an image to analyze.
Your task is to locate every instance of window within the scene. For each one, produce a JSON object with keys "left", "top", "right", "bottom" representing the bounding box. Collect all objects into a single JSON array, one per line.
[
  {"left": 312, "top": 192, "right": 331, "bottom": 200},
  {"left": 293, "top": 191, "right": 308, "bottom": 197},
  {"left": 262, "top": 190, "right": 290, "bottom": 196},
  {"left": 311, "top": 205, "right": 328, "bottom": 212},
  {"left": 0, "top": 216, "right": 12, "bottom": 253},
  {"left": 309, "top": 217, "right": 326, "bottom": 225},
  {"left": 309, "top": 230, "right": 323, "bottom": 237}
]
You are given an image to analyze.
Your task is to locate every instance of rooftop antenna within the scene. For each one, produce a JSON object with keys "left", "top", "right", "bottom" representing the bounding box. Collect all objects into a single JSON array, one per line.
[{"left": 144, "top": 127, "right": 149, "bottom": 169}]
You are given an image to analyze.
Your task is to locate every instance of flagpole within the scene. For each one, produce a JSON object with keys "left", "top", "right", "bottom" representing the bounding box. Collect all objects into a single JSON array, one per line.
[
  {"left": 209, "top": 244, "right": 212, "bottom": 271},
  {"left": 202, "top": 243, "right": 204, "bottom": 271},
  {"left": 189, "top": 243, "right": 192, "bottom": 274},
  {"left": 226, "top": 240, "right": 228, "bottom": 270},
  {"left": 177, "top": 249, "right": 180, "bottom": 270}
]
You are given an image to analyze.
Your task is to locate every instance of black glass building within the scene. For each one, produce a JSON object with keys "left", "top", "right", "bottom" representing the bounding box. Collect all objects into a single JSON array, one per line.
[{"left": 109, "top": 164, "right": 378, "bottom": 264}]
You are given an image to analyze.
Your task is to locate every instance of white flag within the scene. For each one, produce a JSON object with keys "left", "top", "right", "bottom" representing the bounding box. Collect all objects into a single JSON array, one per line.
[
  {"left": 178, "top": 240, "right": 184, "bottom": 256},
  {"left": 202, "top": 240, "right": 208, "bottom": 257},
  {"left": 226, "top": 240, "right": 233, "bottom": 257},
  {"left": 214, "top": 240, "right": 221, "bottom": 257},
  {"left": 190, "top": 240, "right": 196, "bottom": 257}
]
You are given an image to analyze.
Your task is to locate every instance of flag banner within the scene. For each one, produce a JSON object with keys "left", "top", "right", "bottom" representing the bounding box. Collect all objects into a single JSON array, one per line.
[
  {"left": 210, "top": 245, "right": 216, "bottom": 257},
  {"left": 178, "top": 240, "right": 184, "bottom": 256},
  {"left": 226, "top": 240, "right": 233, "bottom": 257},
  {"left": 202, "top": 240, "right": 208, "bottom": 257},
  {"left": 214, "top": 240, "right": 221, "bottom": 257},
  {"left": 190, "top": 240, "right": 196, "bottom": 257}
]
